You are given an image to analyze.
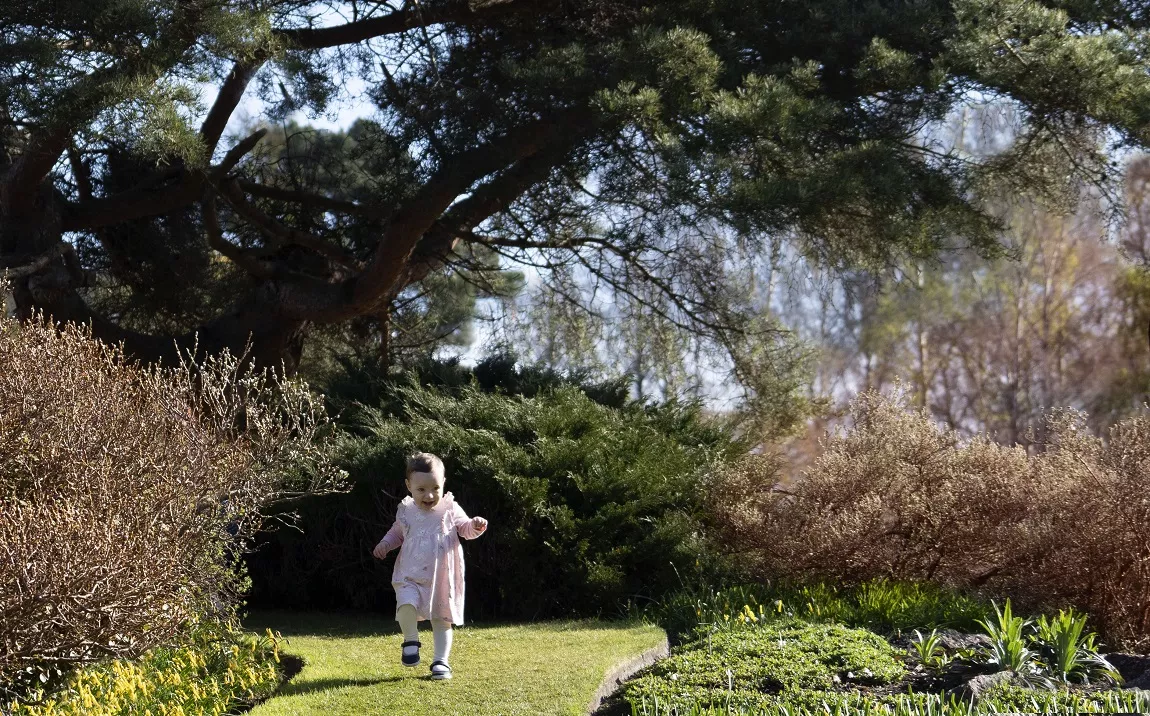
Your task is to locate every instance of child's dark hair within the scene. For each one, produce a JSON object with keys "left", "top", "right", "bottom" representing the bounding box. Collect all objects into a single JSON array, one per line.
[{"left": 405, "top": 452, "right": 444, "bottom": 479}]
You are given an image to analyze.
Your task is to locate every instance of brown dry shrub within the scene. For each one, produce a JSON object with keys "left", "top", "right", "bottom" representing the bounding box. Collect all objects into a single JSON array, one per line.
[
  {"left": 713, "top": 389, "right": 1150, "bottom": 649},
  {"left": 1029, "top": 411, "right": 1150, "bottom": 648},
  {"left": 0, "top": 314, "right": 341, "bottom": 689}
]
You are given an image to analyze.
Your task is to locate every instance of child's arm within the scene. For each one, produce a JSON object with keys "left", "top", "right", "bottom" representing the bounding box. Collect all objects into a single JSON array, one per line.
[
  {"left": 372, "top": 520, "right": 404, "bottom": 559},
  {"left": 452, "top": 504, "right": 488, "bottom": 540}
]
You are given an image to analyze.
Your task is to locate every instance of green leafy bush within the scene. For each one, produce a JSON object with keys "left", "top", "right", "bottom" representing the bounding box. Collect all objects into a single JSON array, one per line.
[
  {"left": 976, "top": 599, "right": 1036, "bottom": 674},
  {"left": 4, "top": 621, "right": 282, "bottom": 716},
  {"left": 1033, "top": 609, "right": 1121, "bottom": 684},
  {"left": 247, "top": 359, "right": 743, "bottom": 618},
  {"left": 964, "top": 600, "right": 1120, "bottom": 685},
  {"left": 623, "top": 619, "right": 905, "bottom": 711}
]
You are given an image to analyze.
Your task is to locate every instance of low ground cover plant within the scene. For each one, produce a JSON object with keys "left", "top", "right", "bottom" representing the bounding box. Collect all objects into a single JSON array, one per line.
[
  {"left": 629, "top": 686, "right": 1150, "bottom": 716},
  {"left": 4, "top": 621, "right": 282, "bottom": 716},
  {"left": 624, "top": 619, "right": 906, "bottom": 711},
  {"left": 711, "top": 389, "right": 1150, "bottom": 648}
]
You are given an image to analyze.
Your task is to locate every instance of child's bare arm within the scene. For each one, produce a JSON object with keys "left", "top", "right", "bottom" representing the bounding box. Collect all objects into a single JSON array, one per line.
[{"left": 372, "top": 521, "right": 404, "bottom": 559}]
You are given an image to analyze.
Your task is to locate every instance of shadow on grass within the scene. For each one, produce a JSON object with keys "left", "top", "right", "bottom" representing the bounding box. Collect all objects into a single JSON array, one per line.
[
  {"left": 275, "top": 675, "right": 407, "bottom": 699},
  {"left": 245, "top": 609, "right": 653, "bottom": 639},
  {"left": 244, "top": 610, "right": 401, "bottom": 638},
  {"left": 238, "top": 654, "right": 402, "bottom": 714}
]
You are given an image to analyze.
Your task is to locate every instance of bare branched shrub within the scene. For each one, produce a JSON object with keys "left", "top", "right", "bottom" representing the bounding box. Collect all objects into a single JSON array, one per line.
[
  {"left": 0, "top": 314, "right": 342, "bottom": 689},
  {"left": 1028, "top": 411, "right": 1150, "bottom": 649},
  {"left": 713, "top": 389, "right": 1150, "bottom": 649}
]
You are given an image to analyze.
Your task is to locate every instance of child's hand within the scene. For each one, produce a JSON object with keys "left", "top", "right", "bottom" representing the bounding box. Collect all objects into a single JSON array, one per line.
[
  {"left": 372, "top": 541, "right": 390, "bottom": 560},
  {"left": 471, "top": 516, "right": 488, "bottom": 534}
]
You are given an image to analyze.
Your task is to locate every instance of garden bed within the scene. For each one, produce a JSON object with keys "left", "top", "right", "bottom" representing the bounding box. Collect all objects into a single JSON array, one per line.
[{"left": 616, "top": 581, "right": 1150, "bottom": 716}]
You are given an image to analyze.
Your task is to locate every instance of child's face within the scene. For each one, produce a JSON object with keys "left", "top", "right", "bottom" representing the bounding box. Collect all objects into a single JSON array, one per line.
[{"left": 406, "top": 470, "right": 444, "bottom": 511}]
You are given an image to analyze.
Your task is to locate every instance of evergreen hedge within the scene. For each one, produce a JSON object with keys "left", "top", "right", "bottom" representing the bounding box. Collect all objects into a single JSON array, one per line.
[{"left": 247, "top": 357, "right": 743, "bottom": 618}]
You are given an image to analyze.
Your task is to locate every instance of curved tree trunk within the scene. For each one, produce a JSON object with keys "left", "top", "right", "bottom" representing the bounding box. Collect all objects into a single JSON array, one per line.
[{"left": 1, "top": 22, "right": 587, "bottom": 373}]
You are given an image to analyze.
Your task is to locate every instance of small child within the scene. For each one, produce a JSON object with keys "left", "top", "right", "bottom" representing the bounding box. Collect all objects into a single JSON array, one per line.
[{"left": 371, "top": 452, "right": 487, "bottom": 680}]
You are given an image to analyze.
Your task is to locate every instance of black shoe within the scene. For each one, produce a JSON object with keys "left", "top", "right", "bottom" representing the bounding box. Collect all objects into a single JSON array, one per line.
[
  {"left": 430, "top": 659, "right": 452, "bottom": 680},
  {"left": 401, "top": 640, "right": 421, "bottom": 667}
]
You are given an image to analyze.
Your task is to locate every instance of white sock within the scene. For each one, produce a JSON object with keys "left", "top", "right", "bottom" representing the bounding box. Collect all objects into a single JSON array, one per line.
[
  {"left": 397, "top": 604, "right": 420, "bottom": 655},
  {"left": 432, "top": 618, "right": 453, "bottom": 664}
]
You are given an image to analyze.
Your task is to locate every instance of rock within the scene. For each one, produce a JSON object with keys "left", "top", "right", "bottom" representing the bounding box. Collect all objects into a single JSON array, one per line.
[
  {"left": 893, "top": 628, "right": 990, "bottom": 655},
  {"left": 948, "top": 670, "right": 1015, "bottom": 703},
  {"left": 936, "top": 629, "right": 992, "bottom": 651},
  {"left": 1125, "top": 670, "right": 1150, "bottom": 690},
  {"left": 1121, "top": 667, "right": 1150, "bottom": 691},
  {"left": 1107, "top": 653, "right": 1150, "bottom": 684}
]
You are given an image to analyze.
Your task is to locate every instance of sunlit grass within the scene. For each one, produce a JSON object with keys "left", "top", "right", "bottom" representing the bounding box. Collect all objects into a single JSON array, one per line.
[{"left": 244, "top": 611, "right": 665, "bottom": 716}]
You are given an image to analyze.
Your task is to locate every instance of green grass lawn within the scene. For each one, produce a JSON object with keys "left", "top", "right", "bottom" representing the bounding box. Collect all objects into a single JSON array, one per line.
[{"left": 243, "top": 611, "right": 666, "bottom": 716}]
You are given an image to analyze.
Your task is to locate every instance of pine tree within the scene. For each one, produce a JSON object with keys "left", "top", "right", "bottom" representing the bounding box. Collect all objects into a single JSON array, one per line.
[{"left": 2, "top": 0, "right": 1148, "bottom": 368}]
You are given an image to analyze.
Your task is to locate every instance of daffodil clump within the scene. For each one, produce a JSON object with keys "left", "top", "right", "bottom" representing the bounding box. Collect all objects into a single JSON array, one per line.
[{"left": 5, "top": 625, "right": 282, "bottom": 716}]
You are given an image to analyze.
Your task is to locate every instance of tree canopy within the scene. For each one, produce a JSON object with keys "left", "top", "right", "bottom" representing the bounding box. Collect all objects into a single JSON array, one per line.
[{"left": 2, "top": 0, "right": 1149, "bottom": 373}]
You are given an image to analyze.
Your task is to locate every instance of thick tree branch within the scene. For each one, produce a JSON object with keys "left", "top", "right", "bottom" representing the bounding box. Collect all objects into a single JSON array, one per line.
[
  {"left": 405, "top": 135, "right": 583, "bottom": 284},
  {"left": 443, "top": 138, "right": 579, "bottom": 230},
  {"left": 1, "top": 242, "right": 73, "bottom": 278},
  {"left": 277, "top": 0, "right": 523, "bottom": 50},
  {"left": 351, "top": 107, "right": 593, "bottom": 308},
  {"left": 66, "top": 143, "right": 93, "bottom": 202},
  {"left": 61, "top": 130, "right": 268, "bottom": 231},
  {"left": 61, "top": 175, "right": 205, "bottom": 231},
  {"left": 3, "top": 127, "right": 72, "bottom": 209},
  {"left": 214, "top": 129, "right": 268, "bottom": 177},
  {"left": 200, "top": 61, "right": 262, "bottom": 158}
]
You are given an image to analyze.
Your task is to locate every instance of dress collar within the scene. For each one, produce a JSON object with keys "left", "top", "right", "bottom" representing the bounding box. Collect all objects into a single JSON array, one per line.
[{"left": 400, "top": 492, "right": 454, "bottom": 513}]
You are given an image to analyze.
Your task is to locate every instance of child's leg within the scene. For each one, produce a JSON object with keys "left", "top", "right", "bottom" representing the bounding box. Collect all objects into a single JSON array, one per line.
[
  {"left": 397, "top": 603, "right": 420, "bottom": 641},
  {"left": 397, "top": 604, "right": 421, "bottom": 666},
  {"left": 431, "top": 618, "right": 453, "bottom": 664}
]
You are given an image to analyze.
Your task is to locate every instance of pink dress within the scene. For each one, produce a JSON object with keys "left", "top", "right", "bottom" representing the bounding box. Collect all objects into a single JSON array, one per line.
[{"left": 376, "top": 492, "right": 482, "bottom": 625}]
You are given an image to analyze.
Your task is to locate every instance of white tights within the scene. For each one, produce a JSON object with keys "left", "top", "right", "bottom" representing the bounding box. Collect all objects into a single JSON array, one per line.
[{"left": 396, "top": 603, "right": 453, "bottom": 663}]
